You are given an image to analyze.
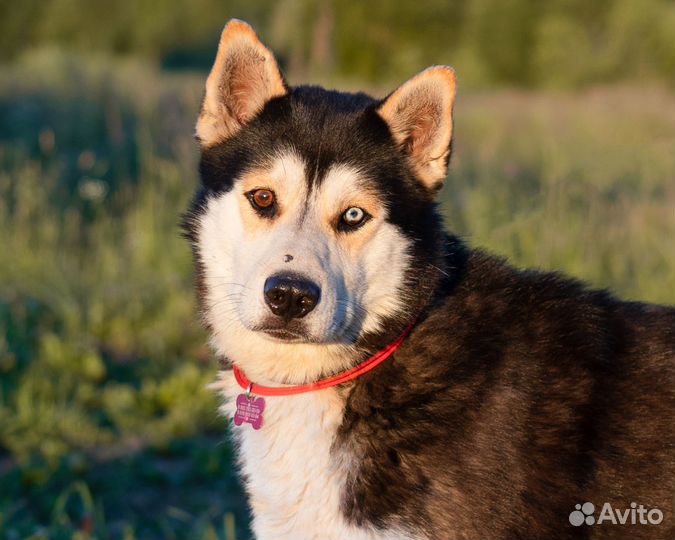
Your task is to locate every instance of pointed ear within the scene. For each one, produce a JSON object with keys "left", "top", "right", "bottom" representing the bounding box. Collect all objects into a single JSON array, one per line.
[
  {"left": 378, "top": 66, "right": 457, "bottom": 191},
  {"left": 196, "top": 19, "right": 288, "bottom": 147}
]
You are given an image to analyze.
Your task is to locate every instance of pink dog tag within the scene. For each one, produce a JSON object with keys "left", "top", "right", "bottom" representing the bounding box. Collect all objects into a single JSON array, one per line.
[{"left": 234, "top": 394, "right": 265, "bottom": 430}]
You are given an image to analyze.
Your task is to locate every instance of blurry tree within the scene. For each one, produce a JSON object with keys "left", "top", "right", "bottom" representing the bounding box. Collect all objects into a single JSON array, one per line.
[
  {"left": 0, "top": 0, "right": 673, "bottom": 88},
  {"left": 461, "top": 0, "right": 539, "bottom": 85}
]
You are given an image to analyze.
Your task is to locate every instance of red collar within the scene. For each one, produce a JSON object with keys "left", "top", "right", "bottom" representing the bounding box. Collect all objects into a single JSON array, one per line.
[{"left": 233, "top": 321, "right": 415, "bottom": 397}]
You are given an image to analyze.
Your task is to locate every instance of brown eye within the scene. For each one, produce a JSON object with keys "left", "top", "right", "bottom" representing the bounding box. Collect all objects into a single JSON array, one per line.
[
  {"left": 245, "top": 188, "right": 277, "bottom": 219},
  {"left": 252, "top": 189, "right": 274, "bottom": 208}
]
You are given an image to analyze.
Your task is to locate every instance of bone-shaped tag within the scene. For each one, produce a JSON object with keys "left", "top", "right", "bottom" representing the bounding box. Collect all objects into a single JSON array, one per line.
[{"left": 234, "top": 394, "right": 265, "bottom": 430}]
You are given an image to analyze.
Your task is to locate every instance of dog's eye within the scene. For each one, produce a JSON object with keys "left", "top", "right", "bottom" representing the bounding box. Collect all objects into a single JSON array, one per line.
[
  {"left": 246, "top": 188, "right": 277, "bottom": 217},
  {"left": 338, "top": 207, "right": 370, "bottom": 232},
  {"left": 251, "top": 189, "right": 274, "bottom": 208},
  {"left": 343, "top": 207, "right": 365, "bottom": 225}
]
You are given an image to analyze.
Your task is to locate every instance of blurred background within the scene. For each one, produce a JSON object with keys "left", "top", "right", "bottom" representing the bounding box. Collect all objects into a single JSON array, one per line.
[{"left": 0, "top": 0, "right": 673, "bottom": 538}]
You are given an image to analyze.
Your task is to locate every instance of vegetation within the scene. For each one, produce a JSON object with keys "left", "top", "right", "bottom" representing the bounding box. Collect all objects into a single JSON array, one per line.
[
  {"left": 448, "top": 86, "right": 674, "bottom": 303},
  {"left": 1, "top": 0, "right": 673, "bottom": 89},
  {"left": 0, "top": 52, "right": 250, "bottom": 539},
  {"left": 0, "top": 2, "right": 673, "bottom": 538}
]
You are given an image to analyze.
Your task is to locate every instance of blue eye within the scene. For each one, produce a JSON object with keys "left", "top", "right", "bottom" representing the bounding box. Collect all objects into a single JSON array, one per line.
[{"left": 342, "top": 207, "right": 365, "bottom": 226}]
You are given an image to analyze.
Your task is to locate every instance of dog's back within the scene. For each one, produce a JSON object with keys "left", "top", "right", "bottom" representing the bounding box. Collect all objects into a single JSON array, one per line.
[{"left": 339, "top": 247, "right": 675, "bottom": 538}]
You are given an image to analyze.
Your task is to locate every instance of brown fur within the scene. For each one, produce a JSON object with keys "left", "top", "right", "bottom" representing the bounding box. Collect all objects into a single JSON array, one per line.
[{"left": 337, "top": 245, "right": 675, "bottom": 539}]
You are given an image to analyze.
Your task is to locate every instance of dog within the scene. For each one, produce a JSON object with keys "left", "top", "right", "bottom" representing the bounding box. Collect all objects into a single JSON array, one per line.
[{"left": 183, "top": 19, "right": 675, "bottom": 539}]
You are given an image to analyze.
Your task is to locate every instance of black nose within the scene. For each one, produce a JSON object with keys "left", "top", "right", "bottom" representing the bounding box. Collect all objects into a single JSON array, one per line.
[{"left": 264, "top": 274, "right": 321, "bottom": 320}]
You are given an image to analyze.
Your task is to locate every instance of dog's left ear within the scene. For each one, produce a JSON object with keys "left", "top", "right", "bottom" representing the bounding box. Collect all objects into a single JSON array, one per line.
[{"left": 378, "top": 66, "right": 456, "bottom": 191}]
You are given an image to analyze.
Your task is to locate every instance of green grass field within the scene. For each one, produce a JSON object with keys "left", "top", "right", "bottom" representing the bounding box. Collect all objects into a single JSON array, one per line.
[{"left": 0, "top": 51, "right": 673, "bottom": 539}]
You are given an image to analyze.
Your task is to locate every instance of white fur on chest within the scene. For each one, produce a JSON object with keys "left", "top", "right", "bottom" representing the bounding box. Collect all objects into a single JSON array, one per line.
[{"left": 212, "top": 371, "right": 405, "bottom": 540}]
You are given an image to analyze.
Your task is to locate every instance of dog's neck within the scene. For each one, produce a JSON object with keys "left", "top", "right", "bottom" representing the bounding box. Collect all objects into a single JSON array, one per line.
[{"left": 354, "top": 233, "right": 466, "bottom": 351}]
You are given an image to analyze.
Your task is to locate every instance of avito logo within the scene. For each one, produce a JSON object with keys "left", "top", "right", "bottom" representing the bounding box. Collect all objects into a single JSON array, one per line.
[{"left": 569, "top": 502, "right": 663, "bottom": 527}]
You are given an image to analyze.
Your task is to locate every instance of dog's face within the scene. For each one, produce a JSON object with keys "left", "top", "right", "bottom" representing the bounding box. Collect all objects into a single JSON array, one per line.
[
  {"left": 199, "top": 150, "right": 413, "bottom": 345},
  {"left": 185, "top": 20, "right": 456, "bottom": 383}
]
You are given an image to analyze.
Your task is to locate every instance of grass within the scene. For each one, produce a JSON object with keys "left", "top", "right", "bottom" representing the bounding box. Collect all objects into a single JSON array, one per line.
[
  {"left": 0, "top": 49, "right": 672, "bottom": 539},
  {"left": 445, "top": 85, "right": 674, "bottom": 303}
]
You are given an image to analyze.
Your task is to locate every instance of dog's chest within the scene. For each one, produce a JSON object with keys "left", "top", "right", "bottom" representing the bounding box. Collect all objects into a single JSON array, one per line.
[{"left": 218, "top": 374, "right": 396, "bottom": 539}]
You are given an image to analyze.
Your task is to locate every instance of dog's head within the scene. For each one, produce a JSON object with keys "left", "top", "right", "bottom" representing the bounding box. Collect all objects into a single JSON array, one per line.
[{"left": 185, "top": 20, "right": 457, "bottom": 383}]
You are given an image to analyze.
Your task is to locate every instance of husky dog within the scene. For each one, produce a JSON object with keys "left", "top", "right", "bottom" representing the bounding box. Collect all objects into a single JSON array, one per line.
[{"left": 183, "top": 19, "right": 675, "bottom": 540}]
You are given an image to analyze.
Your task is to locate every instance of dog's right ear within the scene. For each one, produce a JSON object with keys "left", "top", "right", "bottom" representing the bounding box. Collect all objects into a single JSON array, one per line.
[{"left": 195, "top": 19, "right": 287, "bottom": 147}]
